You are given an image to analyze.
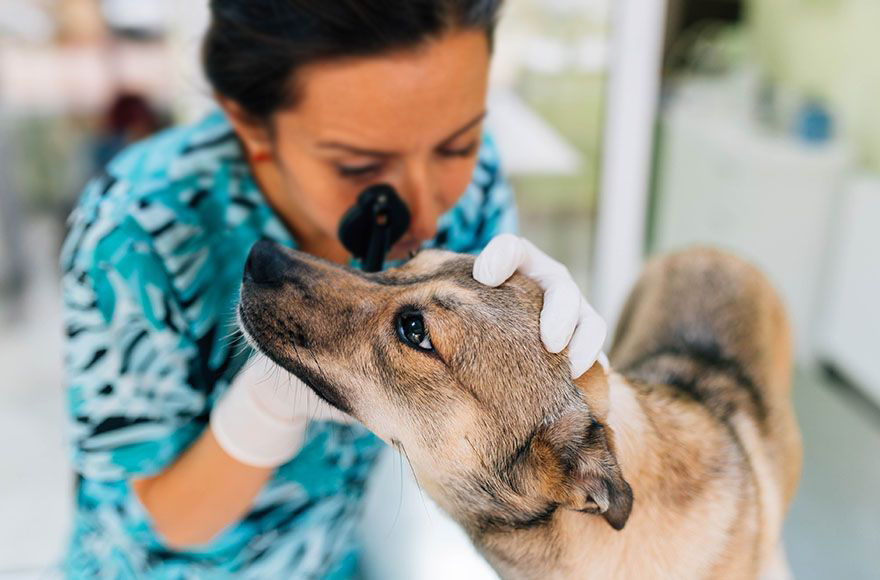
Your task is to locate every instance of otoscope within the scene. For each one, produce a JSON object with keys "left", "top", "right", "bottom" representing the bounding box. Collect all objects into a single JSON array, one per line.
[{"left": 338, "top": 184, "right": 411, "bottom": 272}]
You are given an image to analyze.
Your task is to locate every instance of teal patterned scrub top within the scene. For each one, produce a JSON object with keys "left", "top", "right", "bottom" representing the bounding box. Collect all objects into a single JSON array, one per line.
[{"left": 59, "top": 110, "right": 517, "bottom": 579}]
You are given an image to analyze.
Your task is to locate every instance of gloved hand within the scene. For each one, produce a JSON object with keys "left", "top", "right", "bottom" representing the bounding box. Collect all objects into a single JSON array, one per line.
[
  {"left": 473, "top": 234, "right": 608, "bottom": 378},
  {"left": 210, "top": 354, "right": 354, "bottom": 468}
]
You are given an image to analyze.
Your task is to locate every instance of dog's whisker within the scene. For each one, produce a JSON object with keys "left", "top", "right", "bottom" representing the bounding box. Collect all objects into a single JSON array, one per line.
[
  {"left": 220, "top": 322, "right": 242, "bottom": 340},
  {"left": 229, "top": 338, "right": 250, "bottom": 360},
  {"left": 285, "top": 339, "right": 313, "bottom": 419},
  {"left": 398, "top": 442, "right": 431, "bottom": 521},
  {"left": 231, "top": 332, "right": 248, "bottom": 348},
  {"left": 307, "top": 350, "right": 336, "bottom": 418},
  {"left": 220, "top": 309, "right": 246, "bottom": 342},
  {"left": 290, "top": 337, "right": 306, "bottom": 371},
  {"left": 241, "top": 352, "right": 268, "bottom": 376},
  {"left": 224, "top": 333, "right": 241, "bottom": 349},
  {"left": 219, "top": 322, "right": 247, "bottom": 352},
  {"left": 385, "top": 444, "right": 406, "bottom": 538},
  {"left": 270, "top": 363, "right": 283, "bottom": 395},
  {"left": 295, "top": 345, "right": 337, "bottom": 425}
]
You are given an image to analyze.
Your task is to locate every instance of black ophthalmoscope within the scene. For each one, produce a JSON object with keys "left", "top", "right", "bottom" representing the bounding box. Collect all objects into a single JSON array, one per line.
[{"left": 337, "top": 184, "right": 411, "bottom": 272}]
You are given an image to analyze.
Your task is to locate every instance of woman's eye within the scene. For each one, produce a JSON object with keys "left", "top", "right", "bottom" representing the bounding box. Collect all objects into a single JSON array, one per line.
[
  {"left": 396, "top": 311, "right": 433, "bottom": 352},
  {"left": 438, "top": 140, "right": 478, "bottom": 158},
  {"left": 337, "top": 163, "right": 382, "bottom": 178}
]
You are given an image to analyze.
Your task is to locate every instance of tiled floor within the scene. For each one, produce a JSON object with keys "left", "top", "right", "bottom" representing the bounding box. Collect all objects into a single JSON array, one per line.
[{"left": 1, "top": 220, "right": 878, "bottom": 578}]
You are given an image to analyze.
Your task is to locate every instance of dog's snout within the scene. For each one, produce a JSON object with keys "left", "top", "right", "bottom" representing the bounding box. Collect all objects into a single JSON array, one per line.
[{"left": 244, "top": 239, "right": 293, "bottom": 285}]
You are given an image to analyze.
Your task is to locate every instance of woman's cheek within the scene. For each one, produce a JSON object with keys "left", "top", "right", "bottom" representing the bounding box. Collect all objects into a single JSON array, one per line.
[
  {"left": 440, "top": 157, "right": 480, "bottom": 208},
  {"left": 297, "top": 176, "right": 357, "bottom": 237},
  {"left": 312, "top": 163, "right": 367, "bottom": 226}
]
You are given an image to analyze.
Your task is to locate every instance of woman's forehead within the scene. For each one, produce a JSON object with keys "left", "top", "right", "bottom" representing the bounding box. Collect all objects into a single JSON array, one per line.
[{"left": 274, "top": 30, "right": 491, "bottom": 151}]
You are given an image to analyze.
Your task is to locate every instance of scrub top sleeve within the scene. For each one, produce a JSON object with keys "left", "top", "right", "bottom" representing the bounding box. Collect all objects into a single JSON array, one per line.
[{"left": 62, "top": 191, "right": 206, "bottom": 482}]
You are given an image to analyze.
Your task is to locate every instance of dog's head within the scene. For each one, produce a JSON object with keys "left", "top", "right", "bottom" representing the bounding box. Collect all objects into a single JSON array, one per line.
[{"left": 238, "top": 240, "right": 632, "bottom": 537}]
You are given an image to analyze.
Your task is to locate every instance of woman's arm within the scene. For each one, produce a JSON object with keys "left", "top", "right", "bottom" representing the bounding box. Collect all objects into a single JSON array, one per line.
[
  {"left": 132, "top": 356, "right": 353, "bottom": 549},
  {"left": 61, "top": 178, "right": 353, "bottom": 551},
  {"left": 132, "top": 429, "right": 273, "bottom": 549}
]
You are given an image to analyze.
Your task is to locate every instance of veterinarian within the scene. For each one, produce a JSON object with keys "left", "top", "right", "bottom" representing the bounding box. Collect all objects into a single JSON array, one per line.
[{"left": 60, "top": 1, "right": 606, "bottom": 577}]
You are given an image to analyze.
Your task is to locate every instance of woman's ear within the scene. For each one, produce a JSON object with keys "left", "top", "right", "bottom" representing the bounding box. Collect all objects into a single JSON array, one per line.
[{"left": 216, "top": 95, "right": 273, "bottom": 158}]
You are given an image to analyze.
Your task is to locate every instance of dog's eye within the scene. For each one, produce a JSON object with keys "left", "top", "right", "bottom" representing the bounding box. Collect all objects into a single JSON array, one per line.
[{"left": 396, "top": 311, "right": 433, "bottom": 352}]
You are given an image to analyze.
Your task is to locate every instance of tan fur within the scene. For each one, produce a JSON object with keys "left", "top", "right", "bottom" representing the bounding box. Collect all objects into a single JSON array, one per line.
[{"left": 238, "top": 244, "right": 802, "bottom": 579}]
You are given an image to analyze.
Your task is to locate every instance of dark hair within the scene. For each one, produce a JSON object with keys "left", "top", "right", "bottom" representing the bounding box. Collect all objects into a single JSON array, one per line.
[{"left": 202, "top": 0, "right": 503, "bottom": 120}]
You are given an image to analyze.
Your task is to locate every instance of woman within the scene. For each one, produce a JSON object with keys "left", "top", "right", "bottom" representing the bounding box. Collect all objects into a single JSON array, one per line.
[{"left": 60, "top": 1, "right": 606, "bottom": 577}]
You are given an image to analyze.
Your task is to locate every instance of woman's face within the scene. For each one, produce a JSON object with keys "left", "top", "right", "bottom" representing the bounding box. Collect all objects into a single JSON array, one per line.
[{"left": 229, "top": 29, "right": 491, "bottom": 262}]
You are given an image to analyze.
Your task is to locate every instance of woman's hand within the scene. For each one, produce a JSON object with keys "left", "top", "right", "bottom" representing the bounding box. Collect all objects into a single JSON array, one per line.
[
  {"left": 473, "top": 234, "right": 607, "bottom": 378},
  {"left": 211, "top": 355, "right": 355, "bottom": 468}
]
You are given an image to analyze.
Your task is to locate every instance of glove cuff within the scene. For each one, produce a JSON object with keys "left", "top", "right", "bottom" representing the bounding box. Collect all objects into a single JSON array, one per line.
[{"left": 210, "top": 378, "right": 309, "bottom": 468}]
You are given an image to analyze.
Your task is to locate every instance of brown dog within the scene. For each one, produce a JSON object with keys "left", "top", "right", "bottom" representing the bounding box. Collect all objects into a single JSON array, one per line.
[{"left": 238, "top": 241, "right": 802, "bottom": 579}]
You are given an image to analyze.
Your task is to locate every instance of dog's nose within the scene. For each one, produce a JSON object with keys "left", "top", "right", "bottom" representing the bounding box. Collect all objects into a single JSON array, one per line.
[{"left": 244, "top": 239, "right": 292, "bottom": 285}]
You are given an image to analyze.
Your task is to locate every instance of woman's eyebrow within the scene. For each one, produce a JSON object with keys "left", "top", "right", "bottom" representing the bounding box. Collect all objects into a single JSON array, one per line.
[
  {"left": 315, "top": 141, "right": 395, "bottom": 158},
  {"left": 316, "top": 110, "right": 487, "bottom": 157},
  {"left": 437, "top": 110, "right": 487, "bottom": 146}
]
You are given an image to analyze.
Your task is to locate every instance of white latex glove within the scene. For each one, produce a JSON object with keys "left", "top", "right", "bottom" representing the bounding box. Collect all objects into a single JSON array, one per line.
[
  {"left": 210, "top": 354, "right": 355, "bottom": 468},
  {"left": 473, "top": 233, "right": 608, "bottom": 378}
]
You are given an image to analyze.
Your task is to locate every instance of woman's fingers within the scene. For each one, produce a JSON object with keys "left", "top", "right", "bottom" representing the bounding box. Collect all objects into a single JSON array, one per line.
[
  {"left": 473, "top": 233, "right": 525, "bottom": 287},
  {"left": 567, "top": 300, "right": 608, "bottom": 378},
  {"left": 539, "top": 276, "right": 582, "bottom": 353},
  {"left": 473, "top": 234, "right": 608, "bottom": 378}
]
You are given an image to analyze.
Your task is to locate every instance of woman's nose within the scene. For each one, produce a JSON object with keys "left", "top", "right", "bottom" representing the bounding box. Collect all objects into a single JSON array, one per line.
[{"left": 398, "top": 163, "right": 440, "bottom": 241}]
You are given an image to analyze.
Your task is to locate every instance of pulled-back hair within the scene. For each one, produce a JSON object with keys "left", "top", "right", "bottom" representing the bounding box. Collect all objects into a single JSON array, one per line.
[{"left": 203, "top": 0, "right": 503, "bottom": 119}]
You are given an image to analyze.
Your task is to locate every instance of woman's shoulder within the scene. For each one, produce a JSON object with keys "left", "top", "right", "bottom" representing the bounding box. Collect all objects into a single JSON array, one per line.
[
  {"left": 60, "top": 110, "right": 247, "bottom": 277},
  {"left": 71, "top": 110, "right": 244, "bottom": 223},
  {"left": 106, "top": 109, "right": 242, "bottom": 186}
]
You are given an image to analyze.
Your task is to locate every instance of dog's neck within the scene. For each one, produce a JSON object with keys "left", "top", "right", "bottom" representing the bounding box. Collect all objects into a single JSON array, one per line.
[{"left": 603, "top": 371, "right": 652, "bottom": 492}]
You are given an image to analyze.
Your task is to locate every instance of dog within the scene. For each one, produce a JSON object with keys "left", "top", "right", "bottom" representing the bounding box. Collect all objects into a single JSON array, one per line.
[{"left": 237, "top": 240, "right": 802, "bottom": 579}]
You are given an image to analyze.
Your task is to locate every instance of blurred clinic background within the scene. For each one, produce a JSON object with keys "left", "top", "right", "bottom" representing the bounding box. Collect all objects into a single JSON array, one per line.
[{"left": 1, "top": 0, "right": 878, "bottom": 578}]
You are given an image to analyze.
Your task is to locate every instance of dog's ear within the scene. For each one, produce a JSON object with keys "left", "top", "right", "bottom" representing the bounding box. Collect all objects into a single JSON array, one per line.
[
  {"left": 530, "top": 403, "right": 633, "bottom": 531},
  {"left": 531, "top": 363, "right": 633, "bottom": 530},
  {"left": 564, "top": 418, "right": 633, "bottom": 530},
  {"left": 508, "top": 362, "right": 632, "bottom": 530},
  {"left": 567, "top": 361, "right": 632, "bottom": 529}
]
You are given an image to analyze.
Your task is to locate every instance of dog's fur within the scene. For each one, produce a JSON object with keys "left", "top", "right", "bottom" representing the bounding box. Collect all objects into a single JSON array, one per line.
[{"left": 238, "top": 242, "right": 801, "bottom": 579}]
